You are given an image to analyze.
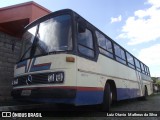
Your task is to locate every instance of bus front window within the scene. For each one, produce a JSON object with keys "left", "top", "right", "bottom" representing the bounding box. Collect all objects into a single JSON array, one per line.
[{"left": 21, "top": 14, "right": 72, "bottom": 60}]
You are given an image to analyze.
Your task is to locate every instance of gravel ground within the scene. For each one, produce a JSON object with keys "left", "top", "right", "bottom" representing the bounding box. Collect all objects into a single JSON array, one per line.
[
  {"left": 35, "top": 93, "right": 160, "bottom": 120},
  {"left": 111, "top": 93, "right": 160, "bottom": 111}
]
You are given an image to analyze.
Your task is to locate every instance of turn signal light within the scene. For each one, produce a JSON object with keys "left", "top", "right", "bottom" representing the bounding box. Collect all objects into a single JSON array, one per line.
[{"left": 66, "top": 56, "right": 75, "bottom": 62}]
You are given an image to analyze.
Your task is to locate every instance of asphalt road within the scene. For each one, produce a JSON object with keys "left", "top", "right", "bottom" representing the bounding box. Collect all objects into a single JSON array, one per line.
[
  {"left": 41, "top": 93, "right": 160, "bottom": 120},
  {"left": 1, "top": 93, "right": 160, "bottom": 120}
]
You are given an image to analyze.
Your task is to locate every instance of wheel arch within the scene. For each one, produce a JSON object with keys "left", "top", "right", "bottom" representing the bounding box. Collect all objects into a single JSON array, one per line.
[
  {"left": 105, "top": 79, "right": 117, "bottom": 102},
  {"left": 144, "top": 85, "right": 148, "bottom": 94}
]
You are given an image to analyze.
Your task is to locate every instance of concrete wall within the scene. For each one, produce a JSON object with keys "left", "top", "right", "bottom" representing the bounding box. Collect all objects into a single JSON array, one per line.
[{"left": 0, "top": 32, "right": 22, "bottom": 101}]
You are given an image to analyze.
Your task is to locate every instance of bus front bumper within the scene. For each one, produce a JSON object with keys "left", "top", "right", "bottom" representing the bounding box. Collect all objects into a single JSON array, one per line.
[{"left": 11, "top": 86, "right": 76, "bottom": 99}]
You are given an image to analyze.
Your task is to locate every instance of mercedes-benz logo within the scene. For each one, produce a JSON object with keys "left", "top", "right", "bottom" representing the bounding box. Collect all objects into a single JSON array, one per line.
[{"left": 26, "top": 75, "right": 32, "bottom": 85}]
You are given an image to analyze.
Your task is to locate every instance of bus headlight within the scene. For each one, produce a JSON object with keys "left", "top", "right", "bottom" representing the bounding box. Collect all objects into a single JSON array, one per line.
[
  {"left": 48, "top": 74, "right": 55, "bottom": 83},
  {"left": 56, "top": 72, "right": 64, "bottom": 82},
  {"left": 48, "top": 72, "right": 64, "bottom": 83}
]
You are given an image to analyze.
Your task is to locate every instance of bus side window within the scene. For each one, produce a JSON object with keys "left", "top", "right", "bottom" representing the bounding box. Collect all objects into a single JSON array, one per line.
[
  {"left": 114, "top": 44, "right": 126, "bottom": 64},
  {"left": 77, "top": 23, "right": 95, "bottom": 58},
  {"left": 145, "top": 66, "right": 149, "bottom": 76},
  {"left": 140, "top": 63, "right": 145, "bottom": 74},
  {"left": 126, "top": 52, "right": 135, "bottom": 69},
  {"left": 147, "top": 67, "right": 150, "bottom": 76},
  {"left": 144, "top": 65, "right": 147, "bottom": 75},
  {"left": 96, "top": 31, "right": 113, "bottom": 58},
  {"left": 135, "top": 59, "right": 141, "bottom": 72}
]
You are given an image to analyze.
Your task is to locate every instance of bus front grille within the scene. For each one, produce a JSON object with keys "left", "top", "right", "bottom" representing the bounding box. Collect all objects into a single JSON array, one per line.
[{"left": 13, "top": 73, "right": 49, "bottom": 86}]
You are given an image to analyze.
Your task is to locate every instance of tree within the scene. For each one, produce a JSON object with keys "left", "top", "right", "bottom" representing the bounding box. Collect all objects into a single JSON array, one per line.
[
  {"left": 156, "top": 80, "right": 160, "bottom": 85},
  {"left": 151, "top": 77, "right": 158, "bottom": 83}
]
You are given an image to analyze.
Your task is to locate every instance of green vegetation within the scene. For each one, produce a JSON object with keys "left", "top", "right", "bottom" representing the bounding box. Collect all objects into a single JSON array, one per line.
[{"left": 152, "top": 77, "right": 160, "bottom": 85}]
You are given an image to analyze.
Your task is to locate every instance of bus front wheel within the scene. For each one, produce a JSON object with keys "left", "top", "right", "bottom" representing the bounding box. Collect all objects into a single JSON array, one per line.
[{"left": 102, "top": 83, "right": 112, "bottom": 111}]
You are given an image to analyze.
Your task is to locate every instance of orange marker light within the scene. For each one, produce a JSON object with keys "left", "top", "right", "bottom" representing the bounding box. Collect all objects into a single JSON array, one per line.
[{"left": 66, "top": 57, "right": 75, "bottom": 62}]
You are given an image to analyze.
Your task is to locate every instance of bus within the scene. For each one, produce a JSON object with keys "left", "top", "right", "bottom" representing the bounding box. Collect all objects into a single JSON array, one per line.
[{"left": 11, "top": 9, "right": 153, "bottom": 111}]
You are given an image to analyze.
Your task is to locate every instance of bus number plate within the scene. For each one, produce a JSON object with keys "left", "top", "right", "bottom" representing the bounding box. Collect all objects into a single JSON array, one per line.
[{"left": 21, "top": 90, "right": 31, "bottom": 96}]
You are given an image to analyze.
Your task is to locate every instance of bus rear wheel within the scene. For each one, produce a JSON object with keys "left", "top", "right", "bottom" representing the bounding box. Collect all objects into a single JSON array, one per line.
[
  {"left": 143, "top": 86, "right": 148, "bottom": 100},
  {"left": 139, "top": 86, "right": 148, "bottom": 101},
  {"left": 102, "top": 83, "right": 112, "bottom": 111}
]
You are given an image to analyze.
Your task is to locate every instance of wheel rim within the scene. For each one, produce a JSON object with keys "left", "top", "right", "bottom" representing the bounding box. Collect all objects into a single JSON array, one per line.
[
  {"left": 110, "top": 91, "right": 113, "bottom": 104},
  {"left": 110, "top": 91, "right": 113, "bottom": 103}
]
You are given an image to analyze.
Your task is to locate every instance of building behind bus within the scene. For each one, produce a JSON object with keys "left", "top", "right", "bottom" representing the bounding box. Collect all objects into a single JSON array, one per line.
[{"left": 0, "top": 1, "right": 51, "bottom": 100}]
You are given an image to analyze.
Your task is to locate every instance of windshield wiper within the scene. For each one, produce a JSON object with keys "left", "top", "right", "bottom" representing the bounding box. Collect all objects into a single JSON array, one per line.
[
  {"left": 19, "top": 46, "right": 32, "bottom": 62},
  {"left": 29, "top": 25, "right": 40, "bottom": 58}
]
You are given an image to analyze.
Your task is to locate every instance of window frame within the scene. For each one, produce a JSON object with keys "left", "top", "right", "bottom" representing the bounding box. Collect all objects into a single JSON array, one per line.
[
  {"left": 126, "top": 52, "right": 135, "bottom": 69},
  {"left": 140, "top": 62, "right": 145, "bottom": 74},
  {"left": 96, "top": 31, "right": 114, "bottom": 58},
  {"left": 77, "top": 22, "right": 96, "bottom": 59},
  {"left": 75, "top": 13, "right": 151, "bottom": 76},
  {"left": 114, "top": 43, "right": 127, "bottom": 65},
  {"left": 135, "top": 58, "right": 141, "bottom": 72},
  {"left": 19, "top": 11, "right": 75, "bottom": 62}
]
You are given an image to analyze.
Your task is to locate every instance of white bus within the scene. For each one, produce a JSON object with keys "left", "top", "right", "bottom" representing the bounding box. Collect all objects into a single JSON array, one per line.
[{"left": 11, "top": 9, "right": 153, "bottom": 111}]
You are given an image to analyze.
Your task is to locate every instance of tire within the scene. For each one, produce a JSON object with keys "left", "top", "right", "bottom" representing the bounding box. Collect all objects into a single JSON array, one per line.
[
  {"left": 102, "top": 83, "right": 112, "bottom": 112},
  {"left": 139, "top": 86, "right": 148, "bottom": 100},
  {"left": 143, "top": 87, "right": 148, "bottom": 100}
]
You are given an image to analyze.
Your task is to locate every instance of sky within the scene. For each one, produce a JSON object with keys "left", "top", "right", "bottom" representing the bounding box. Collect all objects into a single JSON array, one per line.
[{"left": 0, "top": 0, "right": 160, "bottom": 77}]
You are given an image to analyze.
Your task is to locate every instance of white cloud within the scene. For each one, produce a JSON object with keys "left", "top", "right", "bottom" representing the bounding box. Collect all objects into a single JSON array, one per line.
[
  {"left": 147, "top": 0, "right": 160, "bottom": 8},
  {"left": 138, "top": 44, "right": 160, "bottom": 77},
  {"left": 118, "top": 0, "right": 160, "bottom": 45},
  {"left": 111, "top": 15, "right": 122, "bottom": 23}
]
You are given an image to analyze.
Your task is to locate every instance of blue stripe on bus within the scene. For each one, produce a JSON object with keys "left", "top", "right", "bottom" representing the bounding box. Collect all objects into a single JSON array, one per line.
[
  {"left": 29, "top": 58, "right": 51, "bottom": 72},
  {"left": 16, "top": 60, "right": 27, "bottom": 72},
  {"left": 26, "top": 88, "right": 140, "bottom": 105},
  {"left": 117, "top": 88, "right": 140, "bottom": 100},
  {"left": 16, "top": 60, "right": 27, "bottom": 68},
  {"left": 24, "top": 91, "right": 104, "bottom": 105},
  {"left": 16, "top": 59, "right": 51, "bottom": 73},
  {"left": 29, "top": 64, "right": 51, "bottom": 72},
  {"left": 26, "top": 91, "right": 103, "bottom": 105},
  {"left": 74, "top": 88, "right": 140, "bottom": 105},
  {"left": 75, "top": 91, "right": 104, "bottom": 105}
]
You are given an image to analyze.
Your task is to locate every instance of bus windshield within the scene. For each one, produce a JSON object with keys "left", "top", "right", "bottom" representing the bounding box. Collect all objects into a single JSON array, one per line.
[{"left": 21, "top": 14, "right": 72, "bottom": 60}]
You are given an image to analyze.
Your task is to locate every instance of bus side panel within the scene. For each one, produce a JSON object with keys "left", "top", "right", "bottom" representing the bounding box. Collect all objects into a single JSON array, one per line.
[
  {"left": 97, "top": 55, "right": 141, "bottom": 101},
  {"left": 75, "top": 54, "right": 152, "bottom": 105},
  {"left": 141, "top": 73, "right": 153, "bottom": 95},
  {"left": 75, "top": 56, "right": 104, "bottom": 105}
]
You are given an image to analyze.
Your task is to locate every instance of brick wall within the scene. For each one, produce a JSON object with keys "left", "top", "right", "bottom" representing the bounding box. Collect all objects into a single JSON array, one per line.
[{"left": 0, "top": 32, "right": 22, "bottom": 101}]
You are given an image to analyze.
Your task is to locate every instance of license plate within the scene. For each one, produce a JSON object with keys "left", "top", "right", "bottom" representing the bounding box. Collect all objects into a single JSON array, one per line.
[{"left": 21, "top": 90, "right": 31, "bottom": 96}]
